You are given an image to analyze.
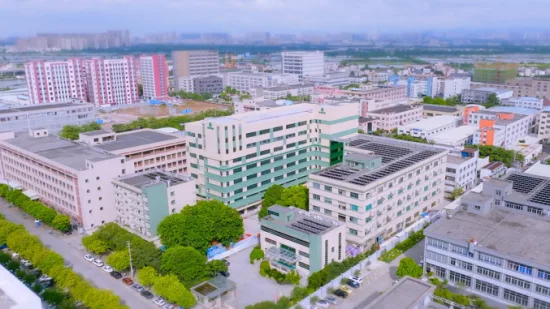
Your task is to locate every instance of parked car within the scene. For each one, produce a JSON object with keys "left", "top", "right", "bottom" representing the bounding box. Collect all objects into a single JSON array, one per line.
[
  {"left": 219, "top": 271, "right": 230, "bottom": 277},
  {"left": 102, "top": 265, "right": 113, "bottom": 273},
  {"left": 93, "top": 259, "right": 104, "bottom": 267},
  {"left": 316, "top": 300, "right": 329, "bottom": 308},
  {"left": 122, "top": 277, "right": 134, "bottom": 285},
  {"left": 350, "top": 276, "right": 363, "bottom": 284},
  {"left": 84, "top": 254, "right": 94, "bottom": 262},
  {"left": 110, "top": 271, "right": 122, "bottom": 279},
  {"left": 340, "top": 285, "right": 352, "bottom": 294},
  {"left": 133, "top": 284, "right": 144, "bottom": 292},
  {"left": 419, "top": 259, "right": 424, "bottom": 266},
  {"left": 153, "top": 297, "right": 166, "bottom": 306},
  {"left": 325, "top": 296, "right": 338, "bottom": 305},
  {"left": 39, "top": 274, "right": 52, "bottom": 282},
  {"left": 141, "top": 290, "right": 154, "bottom": 299},
  {"left": 347, "top": 279, "right": 360, "bottom": 288},
  {"left": 334, "top": 289, "right": 348, "bottom": 298}
]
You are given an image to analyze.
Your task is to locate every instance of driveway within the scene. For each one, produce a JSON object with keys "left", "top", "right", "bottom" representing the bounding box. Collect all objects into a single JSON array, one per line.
[
  {"left": 0, "top": 200, "right": 158, "bottom": 309},
  {"left": 226, "top": 246, "right": 294, "bottom": 309}
]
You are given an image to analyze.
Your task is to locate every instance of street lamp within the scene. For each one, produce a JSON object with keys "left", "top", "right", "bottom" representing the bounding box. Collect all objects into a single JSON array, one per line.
[{"left": 127, "top": 241, "right": 134, "bottom": 279}]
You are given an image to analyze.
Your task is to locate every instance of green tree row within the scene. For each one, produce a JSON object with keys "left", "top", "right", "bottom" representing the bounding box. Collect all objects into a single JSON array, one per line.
[
  {"left": 111, "top": 108, "right": 233, "bottom": 133},
  {"left": 58, "top": 122, "right": 101, "bottom": 140},
  {"left": 258, "top": 184, "right": 309, "bottom": 219},
  {"left": 245, "top": 285, "right": 313, "bottom": 309},
  {"left": 171, "top": 90, "right": 213, "bottom": 101},
  {"left": 422, "top": 95, "right": 461, "bottom": 106},
  {"left": 0, "top": 218, "right": 128, "bottom": 309},
  {"left": 0, "top": 184, "right": 71, "bottom": 232},
  {"left": 467, "top": 145, "right": 524, "bottom": 167}
]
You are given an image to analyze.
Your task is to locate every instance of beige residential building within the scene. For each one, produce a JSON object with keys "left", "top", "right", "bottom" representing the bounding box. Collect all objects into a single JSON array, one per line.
[
  {"left": 79, "top": 129, "right": 187, "bottom": 174},
  {"left": 172, "top": 50, "right": 219, "bottom": 90},
  {"left": 367, "top": 104, "right": 423, "bottom": 131},
  {"left": 0, "top": 129, "right": 134, "bottom": 230}
]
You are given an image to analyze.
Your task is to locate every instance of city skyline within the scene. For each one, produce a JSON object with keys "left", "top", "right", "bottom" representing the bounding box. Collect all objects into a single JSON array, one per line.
[{"left": 1, "top": 0, "right": 549, "bottom": 37}]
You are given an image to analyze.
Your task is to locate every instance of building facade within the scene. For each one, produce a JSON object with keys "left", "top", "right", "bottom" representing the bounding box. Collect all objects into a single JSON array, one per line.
[
  {"left": 461, "top": 88, "right": 514, "bottom": 104},
  {"left": 438, "top": 77, "right": 471, "bottom": 99},
  {"left": 308, "top": 136, "right": 447, "bottom": 249},
  {"left": 469, "top": 111, "right": 531, "bottom": 149},
  {"left": 24, "top": 59, "right": 88, "bottom": 104},
  {"left": 113, "top": 170, "right": 196, "bottom": 239},
  {"left": 281, "top": 51, "right": 324, "bottom": 80},
  {"left": 0, "top": 129, "right": 133, "bottom": 230},
  {"left": 83, "top": 57, "right": 140, "bottom": 106},
  {"left": 445, "top": 152, "right": 478, "bottom": 196},
  {"left": 140, "top": 54, "right": 169, "bottom": 100},
  {"left": 193, "top": 75, "right": 224, "bottom": 95},
  {"left": 0, "top": 102, "right": 95, "bottom": 134},
  {"left": 260, "top": 205, "right": 345, "bottom": 275},
  {"left": 538, "top": 111, "right": 550, "bottom": 142},
  {"left": 172, "top": 50, "right": 220, "bottom": 90},
  {"left": 501, "top": 97, "right": 544, "bottom": 110},
  {"left": 422, "top": 104, "right": 461, "bottom": 117},
  {"left": 224, "top": 72, "right": 299, "bottom": 93},
  {"left": 79, "top": 129, "right": 188, "bottom": 174},
  {"left": 185, "top": 103, "right": 359, "bottom": 213},
  {"left": 342, "top": 85, "right": 407, "bottom": 102},
  {"left": 367, "top": 104, "right": 423, "bottom": 132},
  {"left": 398, "top": 115, "right": 461, "bottom": 138},
  {"left": 258, "top": 84, "right": 314, "bottom": 100}
]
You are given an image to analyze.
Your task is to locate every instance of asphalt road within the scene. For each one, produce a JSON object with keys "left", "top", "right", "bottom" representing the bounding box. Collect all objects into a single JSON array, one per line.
[{"left": 0, "top": 200, "right": 158, "bottom": 309}]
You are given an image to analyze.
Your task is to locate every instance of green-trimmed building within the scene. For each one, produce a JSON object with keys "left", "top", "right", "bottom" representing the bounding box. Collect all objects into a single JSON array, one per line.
[
  {"left": 260, "top": 205, "right": 346, "bottom": 274},
  {"left": 185, "top": 103, "right": 359, "bottom": 214}
]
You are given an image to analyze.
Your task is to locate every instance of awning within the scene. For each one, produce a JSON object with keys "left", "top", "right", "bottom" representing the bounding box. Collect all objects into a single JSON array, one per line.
[
  {"left": 7, "top": 181, "right": 21, "bottom": 190},
  {"left": 22, "top": 190, "right": 39, "bottom": 200}
]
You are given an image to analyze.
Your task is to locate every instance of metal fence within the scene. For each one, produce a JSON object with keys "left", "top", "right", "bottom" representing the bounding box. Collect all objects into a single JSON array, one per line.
[{"left": 295, "top": 215, "right": 433, "bottom": 308}]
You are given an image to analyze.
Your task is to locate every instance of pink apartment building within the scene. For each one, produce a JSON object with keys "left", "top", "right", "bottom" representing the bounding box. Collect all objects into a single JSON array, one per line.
[
  {"left": 24, "top": 59, "right": 88, "bottom": 104},
  {"left": 139, "top": 54, "right": 169, "bottom": 100}
]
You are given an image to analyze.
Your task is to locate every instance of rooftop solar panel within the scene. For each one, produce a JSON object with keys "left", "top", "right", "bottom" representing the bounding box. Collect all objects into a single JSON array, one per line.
[{"left": 506, "top": 174, "right": 544, "bottom": 194}]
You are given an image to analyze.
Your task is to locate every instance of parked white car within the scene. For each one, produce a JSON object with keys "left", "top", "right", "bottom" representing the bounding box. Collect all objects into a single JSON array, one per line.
[
  {"left": 92, "top": 259, "right": 104, "bottom": 267},
  {"left": 102, "top": 265, "right": 113, "bottom": 273},
  {"left": 21, "top": 259, "right": 32, "bottom": 267},
  {"left": 39, "top": 274, "right": 52, "bottom": 282},
  {"left": 153, "top": 297, "right": 166, "bottom": 306},
  {"left": 84, "top": 254, "right": 94, "bottom": 262},
  {"left": 350, "top": 276, "right": 363, "bottom": 284}
]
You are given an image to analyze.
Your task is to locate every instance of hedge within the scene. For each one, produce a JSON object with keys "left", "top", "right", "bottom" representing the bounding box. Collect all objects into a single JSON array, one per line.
[
  {"left": 0, "top": 184, "right": 71, "bottom": 232},
  {"left": 379, "top": 229, "right": 425, "bottom": 263},
  {"left": 0, "top": 217, "right": 128, "bottom": 309}
]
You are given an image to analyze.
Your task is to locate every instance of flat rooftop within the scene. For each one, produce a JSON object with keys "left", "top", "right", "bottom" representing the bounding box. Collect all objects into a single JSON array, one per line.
[
  {"left": 263, "top": 205, "right": 342, "bottom": 235},
  {"left": 117, "top": 170, "right": 193, "bottom": 189},
  {"left": 80, "top": 129, "right": 110, "bottom": 137},
  {"left": 429, "top": 126, "right": 478, "bottom": 143},
  {"left": 475, "top": 87, "right": 513, "bottom": 94},
  {"left": 313, "top": 135, "right": 445, "bottom": 186},
  {"left": 265, "top": 83, "right": 314, "bottom": 91},
  {"left": 0, "top": 265, "right": 42, "bottom": 309},
  {"left": 487, "top": 106, "right": 539, "bottom": 115},
  {"left": 482, "top": 161, "right": 505, "bottom": 171},
  {"left": 206, "top": 104, "right": 316, "bottom": 125},
  {"left": 422, "top": 104, "right": 459, "bottom": 113},
  {"left": 446, "top": 155, "right": 471, "bottom": 165},
  {"left": 362, "top": 277, "right": 434, "bottom": 309},
  {"left": 400, "top": 115, "right": 460, "bottom": 131},
  {"left": 3, "top": 134, "right": 117, "bottom": 171},
  {"left": 426, "top": 208, "right": 550, "bottom": 266},
  {"left": 0, "top": 102, "right": 93, "bottom": 115},
  {"left": 94, "top": 130, "right": 179, "bottom": 152},
  {"left": 369, "top": 104, "right": 420, "bottom": 114}
]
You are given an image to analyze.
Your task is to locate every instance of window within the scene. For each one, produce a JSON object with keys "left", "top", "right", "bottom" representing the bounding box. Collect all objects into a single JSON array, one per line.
[
  {"left": 349, "top": 228, "right": 358, "bottom": 235},
  {"left": 534, "top": 299, "right": 550, "bottom": 309},
  {"left": 261, "top": 226, "right": 309, "bottom": 247},
  {"left": 246, "top": 132, "right": 257, "bottom": 138},
  {"left": 503, "top": 289, "right": 529, "bottom": 306},
  {"left": 299, "top": 251, "right": 309, "bottom": 258},
  {"left": 450, "top": 244, "right": 469, "bottom": 256},
  {"left": 477, "top": 266, "right": 501, "bottom": 280},
  {"left": 324, "top": 185, "right": 332, "bottom": 192},
  {"left": 264, "top": 238, "right": 276, "bottom": 245},
  {"left": 478, "top": 252, "right": 503, "bottom": 267},
  {"left": 427, "top": 264, "right": 446, "bottom": 278},
  {"left": 351, "top": 205, "right": 359, "bottom": 211},
  {"left": 427, "top": 238, "right": 448, "bottom": 250},
  {"left": 365, "top": 204, "right": 372, "bottom": 211},
  {"left": 450, "top": 258, "right": 473, "bottom": 271},
  {"left": 538, "top": 269, "right": 550, "bottom": 281},
  {"left": 350, "top": 192, "right": 359, "bottom": 199},
  {"left": 536, "top": 285, "right": 550, "bottom": 296},
  {"left": 449, "top": 271, "right": 472, "bottom": 287},
  {"left": 286, "top": 123, "right": 296, "bottom": 129},
  {"left": 298, "top": 262, "right": 309, "bottom": 270},
  {"left": 426, "top": 251, "right": 447, "bottom": 263},
  {"left": 313, "top": 194, "right": 320, "bottom": 200},
  {"left": 313, "top": 183, "right": 320, "bottom": 189},
  {"left": 505, "top": 275, "right": 531, "bottom": 290},
  {"left": 324, "top": 209, "right": 332, "bottom": 216},
  {"left": 273, "top": 126, "right": 283, "bottom": 132},
  {"left": 324, "top": 197, "right": 332, "bottom": 204},
  {"left": 475, "top": 279, "right": 499, "bottom": 297},
  {"left": 507, "top": 260, "right": 533, "bottom": 276},
  {"left": 350, "top": 216, "right": 358, "bottom": 224},
  {"left": 312, "top": 206, "right": 320, "bottom": 212}
]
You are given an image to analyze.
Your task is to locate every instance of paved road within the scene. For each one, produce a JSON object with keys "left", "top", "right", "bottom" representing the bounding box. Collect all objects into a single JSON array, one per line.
[{"left": 0, "top": 201, "right": 157, "bottom": 309}]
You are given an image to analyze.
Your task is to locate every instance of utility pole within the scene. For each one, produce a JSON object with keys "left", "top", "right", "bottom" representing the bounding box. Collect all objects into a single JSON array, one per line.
[{"left": 127, "top": 241, "right": 134, "bottom": 279}]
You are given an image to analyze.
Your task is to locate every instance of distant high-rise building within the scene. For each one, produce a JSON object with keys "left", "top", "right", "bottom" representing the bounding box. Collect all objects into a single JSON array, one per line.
[
  {"left": 84, "top": 56, "right": 140, "bottom": 106},
  {"left": 473, "top": 63, "right": 518, "bottom": 84},
  {"left": 172, "top": 50, "right": 219, "bottom": 90},
  {"left": 281, "top": 51, "right": 324, "bottom": 80},
  {"left": 24, "top": 59, "right": 87, "bottom": 104},
  {"left": 140, "top": 54, "right": 169, "bottom": 100}
]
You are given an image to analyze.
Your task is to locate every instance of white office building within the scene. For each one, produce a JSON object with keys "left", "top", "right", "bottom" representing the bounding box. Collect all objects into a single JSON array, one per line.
[
  {"left": 469, "top": 111, "right": 532, "bottom": 149},
  {"left": 501, "top": 97, "right": 544, "bottom": 110},
  {"left": 445, "top": 152, "right": 478, "bottom": 196},
  {"left": 113, "top": 170, "right": 196, "bottom": 240},
  {"left": 308, "top": 136, "right": 447, "bottom": 250},
  {"left": 256, "top": 84, "right": 315, "bottom": 101},
  {"left": 281, "top": 51, "right": 324, "bottom": 80},
  {"left": 437, "top": 77, "right": 471, "bottom": 99},
  {"left": 367, "top": 104, "right": 424, "bottom": 132},
  {"left": 429, "top": 126, "right": 478, "bottom": 147},
  {"left": 224, "top": 72, "right": 299, "bottom": 93},
  {"left": 398, "top": 115, "right": 461, "bottom": 138}
]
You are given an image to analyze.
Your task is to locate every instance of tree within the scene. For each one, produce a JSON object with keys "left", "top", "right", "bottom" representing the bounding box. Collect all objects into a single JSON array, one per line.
[
  {"left": 37, "top": 250, "right": 64, "bottom": 273},
  {"left": 0, "top": 220, "right": 24, "bottom": 244},
  {"left": 249, "top": 246, "right": 264, "bottom": 264},
  {"left": 59, "top": 122, "right": 101, "bottom": 140},
  {"left": 161, "top": 246, "right": 207, "bottom": 285},
  {"left": 396, "top": 257, "right": 423, "bottom": 278},
  {"left": 42, "top": 288, "right": 65, "bottom": 306},
  {"left": 138, "top": 84, "right": 143, "bottom": 97},
  {"left": 153, "top": 275, "right": 196, "bottom": 308},
  {"left": 82, "top": 236, "right": 109, "bottom": 254},
  {"left": 259, "top": 185, "right": 284, "bottom": 218},
  {"left": 31, "top": 283, "right": 44, "bottom": 295},
  {"left": 285, "top": 271, "right": 301, "bottom": 285},
  {"left": 279, "top": 186, "right": 309, "bottom": 210},
  {"left": 206, "top": 259, "right": 228, "bottom": 277},
  {"left": 6, "top": 232, "right": 41, "bottom": 256},
  {"left": 158, "top": 200, "right": 244, "bottom": 253},
  {"left": 22, "top": 273, "right": 37, "bottom": 286},
  {"left": 6, "top": 260, "right": 19, "bottom": 272},
  {"left": 106, "top": 250, "right": 130, "bottom": 271},
  {"left": 290, "top": 286, "right": 311, "bottom": 303},
  {"left": 483, "top": 93, "right": 500, "bottom": 108},
  {"left": 449, "top": 188, "right": 464, "bottom": 201},
  {"left": 137, "top": 266, "right": 158, "bottom": 287},
  {"left": 52, "top": 214, "right": 71, "bottom": 232}
]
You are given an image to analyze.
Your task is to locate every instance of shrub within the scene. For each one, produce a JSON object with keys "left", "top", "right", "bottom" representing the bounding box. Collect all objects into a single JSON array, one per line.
[{"left": 249, "top": 246, "right": 264, "bottom": 264}]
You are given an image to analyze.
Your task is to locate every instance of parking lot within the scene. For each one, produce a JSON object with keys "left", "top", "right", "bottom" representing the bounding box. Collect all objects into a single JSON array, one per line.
[{"left": 226, "top": 245, "right": 295, "bottom": 309}]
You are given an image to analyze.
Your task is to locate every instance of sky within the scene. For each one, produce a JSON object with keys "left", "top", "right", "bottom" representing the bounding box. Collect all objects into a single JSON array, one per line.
[{"left": 1, "top": 0, "right": 548, "bottom": 37}]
